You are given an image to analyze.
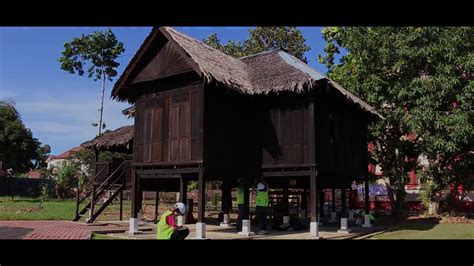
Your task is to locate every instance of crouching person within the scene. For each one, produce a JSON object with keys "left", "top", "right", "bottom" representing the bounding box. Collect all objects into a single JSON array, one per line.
[{"left": 157, "top": 202, "right": 189, "bottom": 240}]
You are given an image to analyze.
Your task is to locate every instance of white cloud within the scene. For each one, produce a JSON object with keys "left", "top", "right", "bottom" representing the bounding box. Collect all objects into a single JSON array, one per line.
[{"left": 14, "top": 94, "right": 132, "bottom": 155}]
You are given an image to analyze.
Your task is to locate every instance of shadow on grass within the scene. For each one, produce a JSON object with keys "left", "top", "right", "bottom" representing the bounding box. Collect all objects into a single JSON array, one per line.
[{"left": 375, "top": 216, "right": 440, "bottom": 231}]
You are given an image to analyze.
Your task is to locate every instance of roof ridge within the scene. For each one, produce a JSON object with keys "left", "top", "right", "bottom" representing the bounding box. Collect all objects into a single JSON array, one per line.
[
  {"left": 163, "top": 27, "right": 246, "bottom": 64},
  {"left": 239, "top": 49, "right": 281, "bottom": 60}
]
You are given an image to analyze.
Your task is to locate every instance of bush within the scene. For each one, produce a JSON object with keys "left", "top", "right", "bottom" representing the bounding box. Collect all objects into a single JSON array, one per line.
[{"left": 51, "top": 162, "right": 79, "bottom": 199}]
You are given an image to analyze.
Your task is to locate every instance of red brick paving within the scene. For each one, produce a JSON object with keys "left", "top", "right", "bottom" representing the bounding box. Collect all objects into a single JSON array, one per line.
[{"left": 0, "top": 221, "right": 127, "bottom": 239}]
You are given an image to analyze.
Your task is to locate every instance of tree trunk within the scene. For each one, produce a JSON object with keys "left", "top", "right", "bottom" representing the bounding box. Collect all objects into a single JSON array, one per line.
[
  {"left": 428, "top": 201, "right": 440, "bottom": 215},
  {"left": 384, "top": 177, "right": 397, "bottom": 216},
  {"left": 98, "top": 73, "right": 106, "bottom": 136}
]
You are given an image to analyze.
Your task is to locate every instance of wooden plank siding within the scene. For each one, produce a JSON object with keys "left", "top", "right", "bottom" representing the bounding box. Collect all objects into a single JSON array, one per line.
[{"left": 133, "top": 82, "right": 203, "bottom": 165}]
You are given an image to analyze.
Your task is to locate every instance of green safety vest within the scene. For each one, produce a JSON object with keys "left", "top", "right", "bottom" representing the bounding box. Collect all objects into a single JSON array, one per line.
[
  {"left": 157, "top": 210, "right": 174, "bottom": 240},
  {"left": 237, "top": 187, "right": 245, "bottom": 205},
  {"left": 256, "top": 190, "right": 269, "bottom": 207},
  {"left": 369, "top": 214, "right": 376, "bottom": 221}
]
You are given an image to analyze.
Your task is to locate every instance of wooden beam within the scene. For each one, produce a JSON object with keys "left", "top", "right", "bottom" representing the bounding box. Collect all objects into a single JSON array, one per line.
[
  {"left": 310, "top": 167, "right": 317, "bottom": 223},
  {"left": 119, "top": 189, "right": 123, "bottom": 221},
  {"left": 341, "top": 187, "right": 347, "bottom": 216},
  {"left": 154, "top": 191, "right": 159, "bottom": 223},
  {"left": 319, "top": 189, "right": 325, "bottom": 218},
  {"left": 365, "top": 176, "right": 370, "bottom": 213},
  {"left": 136, "top": 168, "right": 200, "bottom": 175},
  {"left": 180, "top": 177, "right": 188, "bottom": 203},
  {"left": 262, "top": 171, "right": 310, "bottom": 177},
  {"left": 243, "top": 182, "right": 250, "bottom": 220},
  {"left": 331, "top": 188, "right": 336, "bottom": 212},
  {"left": 221, "top": 180, "right": 232, "bottom": 214},
  {"left": 130, "top": 168, "right": 138, "bottom": 218},
  {"left": 139, "top": 174, "right": 182, "bottom": 179},
  {"left": 197, "top": 165, "right": 205, "bottom": 222}
]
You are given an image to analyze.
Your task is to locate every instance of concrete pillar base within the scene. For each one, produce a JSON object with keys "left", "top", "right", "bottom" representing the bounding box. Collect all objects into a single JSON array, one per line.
[
  {"left": 330, "top": 211, "right": 337, "bottom": 223},
  {"left": 220, "top": 213, "right": 230, "bottom": 227},
  {"left": 337, "top": 229, "right": 352, "bottom": 234},
  {"left": 126, "top": 218, "right": 142, "bottom": 235},
  {"left": 194, "top": 222, "right": 207, "bottom": 239},
  {"left": 309, "top": 221, "right": 323, "bottom": 239},
  {"left": 362, "top": 214, "right": 372, "bottom": 228},
  {"left": 337, "top": 218, "right": 352, "bottom": 234},
  {"left": 237, "top": 219, "right": 255, "bottom": 236}
]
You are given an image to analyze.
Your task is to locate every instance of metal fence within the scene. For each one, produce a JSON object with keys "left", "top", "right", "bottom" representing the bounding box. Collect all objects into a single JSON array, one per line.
[{"left": 0, "top": 177, "right": 52, "bottom": 197}]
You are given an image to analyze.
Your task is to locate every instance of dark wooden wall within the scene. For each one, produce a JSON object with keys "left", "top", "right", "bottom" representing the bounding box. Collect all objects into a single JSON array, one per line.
[
  {"left": 262, "top": 94, "right": 314, "bottom": 167},
  {"left": 203, "top": 86, "right": 262, "bottom": 180},
  {"left": 133, "top": 79, "right": 203, "bottom": 165},
  {"left": 315, "top": 83, "right": 369, "bottom": 185},
  {"left": 260, "top": 85, "right": 369, "bottom": 187}
]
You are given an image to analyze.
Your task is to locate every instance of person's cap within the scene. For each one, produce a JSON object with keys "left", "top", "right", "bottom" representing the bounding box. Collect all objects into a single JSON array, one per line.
[
  {"left": 237, "top": 178, "right": 246, "bottom": 183},
  {"left": 174, "top": 202, "right": 187, "bottom": 215}
]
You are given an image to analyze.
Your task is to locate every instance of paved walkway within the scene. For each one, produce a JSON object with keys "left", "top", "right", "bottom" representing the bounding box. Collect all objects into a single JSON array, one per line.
[
  {"left": 106, "top": 222, "right": 389, "bottom": 240},
  {"left": 0, "top": 220, "right": 389, "bottom": 240},
  {"left": 0, "top": 221, "right": 129, "bottom": 239}
]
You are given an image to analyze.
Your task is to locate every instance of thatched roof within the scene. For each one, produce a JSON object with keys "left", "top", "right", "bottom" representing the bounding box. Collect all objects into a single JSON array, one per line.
[
  {"left": 112, "top": 27, "right": 382, "bottom": 119},
  {"left": 81, "top": 125, "right": 134, "bottom": 152}
]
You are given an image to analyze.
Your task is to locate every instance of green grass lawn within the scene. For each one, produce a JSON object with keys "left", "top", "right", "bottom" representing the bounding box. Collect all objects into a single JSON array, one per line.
[
  {"left": 91, "top": 233, "right": 121, "bottom": 240},
  {"left": 371, "top": 221, "right": 474, "bottom": 239},
  {"left": 0, "top": 196, "right": 131, "bottom": 221},
  {"left": 0, "top": 196, "right": 76, "bottom": 220}
]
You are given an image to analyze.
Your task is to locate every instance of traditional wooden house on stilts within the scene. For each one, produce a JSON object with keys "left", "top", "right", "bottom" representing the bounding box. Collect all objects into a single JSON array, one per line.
[{"left": 107, "top": 27, "right": 381, "bottom": 238}]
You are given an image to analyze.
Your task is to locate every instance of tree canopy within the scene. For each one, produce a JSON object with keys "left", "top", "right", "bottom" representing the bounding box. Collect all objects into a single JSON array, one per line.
[
  {"left": 319, "top": 27, "right": 474, "bottom": 214},
  {"left": 0, "top": 101, "right": 42, "bottom": 173},
  {"left": 203, "top": 27, "right": 310, "bottom": 62},
  {"left": 59, "top": 29, "right": 125, "bottom": 136}
]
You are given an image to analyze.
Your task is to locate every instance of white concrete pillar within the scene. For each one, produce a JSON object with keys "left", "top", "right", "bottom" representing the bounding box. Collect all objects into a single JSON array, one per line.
[
  {"left": 195, "top": 222, "right": 207, "bottom": 239},
  {"left": 348, "top": 210, "right": 354, "bottom": 221},
  {"left": 237, "top": 219, "right": 255, "bottom": 236},
  {"left": 220, "top": 213, "right": 230, "bottom": 227},
  {"left": 309, "top": 221, "right": 322, "bottom": 239},
  {"left": 127, "top": 218, "right": 141, "bottom": 234},
  {"left": 362, "top": 213, "right": 372, "bottom": 228},
  {"left": 337, "top": 218, "right": 352, "bottom": 234},
  {"left": 177, "top": 215, "right": 184, "bottom": 226},
  {"left": 330, "top": 211, "right": 337, "bottom": 223}
]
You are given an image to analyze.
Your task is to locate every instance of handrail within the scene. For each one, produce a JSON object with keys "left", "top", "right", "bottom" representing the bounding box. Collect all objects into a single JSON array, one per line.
[
  {"left": 74, "top": 160, "right": 129, "bottom": 222},
  {"left": 82, "top": 161, "right": 126, "bottom": 206},
  {"left": 93, "top": 161, "right": 126, "bottom": 193},
  {"left": 77, "top": 165, "right": 108, "bottom": 195}
]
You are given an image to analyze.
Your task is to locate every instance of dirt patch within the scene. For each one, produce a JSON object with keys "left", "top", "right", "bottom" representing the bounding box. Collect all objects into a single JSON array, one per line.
[{"left": 440, "top": 215, "right": 474, "bottom": 224}]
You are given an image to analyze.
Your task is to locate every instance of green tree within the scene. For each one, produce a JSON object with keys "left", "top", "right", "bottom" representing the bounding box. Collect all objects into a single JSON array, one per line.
[
  {"left": 59, "top": 29, "right": 125, "bottom": 136},
  {"left": 319, "top": 27, "right": 474, "bottom": 215},
  {"left": 0, "top": 101, "right": 40, "bottom": 173},
  {"left": 35, "top": 144, "right": 51, "bottom": 169},
  {"left": 203, "top": 27, "right": 310, "bottom": 62}
]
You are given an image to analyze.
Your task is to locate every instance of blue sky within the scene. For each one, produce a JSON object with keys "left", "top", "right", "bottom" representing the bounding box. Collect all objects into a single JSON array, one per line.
[{"left": 0, "top": 27, "right": 330, "bottom": 155}]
